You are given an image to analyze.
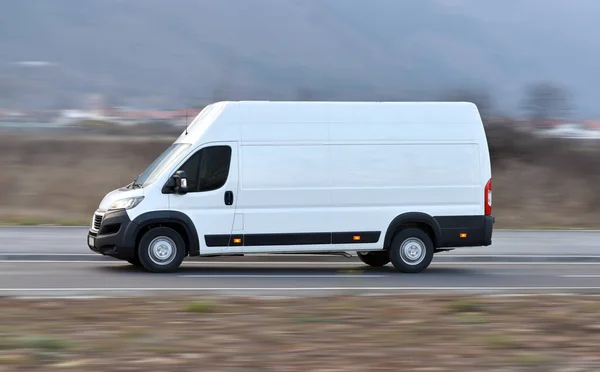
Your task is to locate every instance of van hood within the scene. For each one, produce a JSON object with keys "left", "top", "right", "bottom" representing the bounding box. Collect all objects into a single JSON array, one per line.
[{"left": 97, "top": 187, "right": 144, "bottom": 212}]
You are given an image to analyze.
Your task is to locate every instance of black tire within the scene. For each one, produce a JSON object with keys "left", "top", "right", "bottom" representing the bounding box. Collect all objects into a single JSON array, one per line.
[
  {"left": 137, "top": 227, "right": 186, "bottom": 273},
  {"left": 357, "top": 251, "right": 390, "bottom": 267},
  {"left": 388, "top": 228, "right": 434, "bottom": 273}
]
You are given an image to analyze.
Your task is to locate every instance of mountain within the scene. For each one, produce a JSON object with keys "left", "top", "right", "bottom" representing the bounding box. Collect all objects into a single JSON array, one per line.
[{"left": 1, "top": 0, "right": 599, "bottom": 118}]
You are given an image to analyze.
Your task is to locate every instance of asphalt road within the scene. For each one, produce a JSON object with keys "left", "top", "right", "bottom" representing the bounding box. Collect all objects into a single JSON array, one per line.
[
  {"left": 1, "top": 261, "right": 600, "bottom": 297},
  {"left": 1, "top": 227, "right": 599, "bottom": 260},
  {"left": 1, "top": 227, "right": 600, "bottom": 297}
]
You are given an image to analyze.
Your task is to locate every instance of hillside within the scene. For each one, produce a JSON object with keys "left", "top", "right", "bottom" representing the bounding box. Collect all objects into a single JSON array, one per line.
[{"left": 1, "top": 0, "right": 599, "bottom": 116}]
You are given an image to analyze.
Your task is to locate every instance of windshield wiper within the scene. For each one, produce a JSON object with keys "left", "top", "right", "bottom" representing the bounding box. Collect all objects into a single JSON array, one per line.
[{"left": 130, "top": 176, "right": 142, "bottom": 189}]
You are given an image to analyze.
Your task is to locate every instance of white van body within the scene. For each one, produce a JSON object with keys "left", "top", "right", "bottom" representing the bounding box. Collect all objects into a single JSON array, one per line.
[{"left": 88, "top": 101, "right": 494, "bottom": 273}]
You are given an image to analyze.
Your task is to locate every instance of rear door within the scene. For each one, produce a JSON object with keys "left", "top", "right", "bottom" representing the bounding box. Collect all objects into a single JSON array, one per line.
[{"left": 169, "top": 142, "right": 239, "bottom": 255}]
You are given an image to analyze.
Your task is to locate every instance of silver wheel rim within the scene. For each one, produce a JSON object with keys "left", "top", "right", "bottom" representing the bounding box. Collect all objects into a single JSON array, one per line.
[
  {"left": 400, "top": 238, "right": 426, "bottom": 265},
  {"left": 148, "top": 236, "right": 177, "bottom": 266}
]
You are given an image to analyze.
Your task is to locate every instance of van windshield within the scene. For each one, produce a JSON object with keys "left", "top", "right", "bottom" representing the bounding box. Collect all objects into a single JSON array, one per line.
[{"left": 131, "top": 143, "right": 191, "bottom": 188}]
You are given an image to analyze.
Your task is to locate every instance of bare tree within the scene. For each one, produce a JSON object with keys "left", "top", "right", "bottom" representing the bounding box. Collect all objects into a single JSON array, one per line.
[{"left": 521, "top": 82, "right": 572, "bottom": 127}]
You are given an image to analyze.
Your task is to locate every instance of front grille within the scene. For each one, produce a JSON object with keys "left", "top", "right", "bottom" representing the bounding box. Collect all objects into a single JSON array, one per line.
[{"left": 93, "top": 214, "right": 103, "bottom": 231}]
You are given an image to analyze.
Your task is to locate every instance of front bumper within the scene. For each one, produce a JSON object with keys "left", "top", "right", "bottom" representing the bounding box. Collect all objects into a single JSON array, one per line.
[{"left": 87, "top": 209, "right": 138, "bottom": 259}]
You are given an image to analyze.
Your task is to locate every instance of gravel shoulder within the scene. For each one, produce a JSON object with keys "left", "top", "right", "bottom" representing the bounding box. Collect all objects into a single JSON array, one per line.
[{"left": 1, "top": 294, "right": 600, "bottom": 371}]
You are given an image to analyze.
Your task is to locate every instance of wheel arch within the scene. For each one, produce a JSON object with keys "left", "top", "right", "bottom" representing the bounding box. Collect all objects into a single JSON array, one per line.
[
  {"left": 383, "top": 212, "right": 443, "bottom": 249},
  {"left": 129, "top": 210, "right": 200, "bottom": 257}
]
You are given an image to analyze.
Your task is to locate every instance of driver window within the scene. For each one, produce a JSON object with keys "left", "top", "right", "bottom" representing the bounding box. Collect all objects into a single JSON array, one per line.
[{"left": 177, "top": 145, "right": 232, "bottom": 193}]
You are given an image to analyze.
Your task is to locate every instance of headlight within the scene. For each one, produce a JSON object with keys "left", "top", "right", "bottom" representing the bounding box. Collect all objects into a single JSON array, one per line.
[{"left": 108, "top": 196, "right": 144, "bottom": 211}]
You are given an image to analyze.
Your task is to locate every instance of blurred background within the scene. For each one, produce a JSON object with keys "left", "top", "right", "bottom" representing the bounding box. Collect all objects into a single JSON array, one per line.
[
  {"left": 1, "top": 0, "right": 599, "bottom": 228},
  {"left": 2, "top": 2, "right": 600, "bottom": 370}
]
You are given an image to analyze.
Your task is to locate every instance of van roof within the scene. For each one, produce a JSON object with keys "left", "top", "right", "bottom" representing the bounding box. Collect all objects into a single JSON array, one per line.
[{"left": 175, "top": 100, "right": 484, "bottom": 145}]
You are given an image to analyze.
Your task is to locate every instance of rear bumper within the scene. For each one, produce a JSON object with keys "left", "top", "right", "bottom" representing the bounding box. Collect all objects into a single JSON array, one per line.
[
  {"left": 87, "top": 209, "right": 138, "bottom": 259},
  {"left": 483, "top": 215, "right": 494, "bottom": 246},
  {"left": 435, "top": 215, "right": 494, "bottom": 248}
]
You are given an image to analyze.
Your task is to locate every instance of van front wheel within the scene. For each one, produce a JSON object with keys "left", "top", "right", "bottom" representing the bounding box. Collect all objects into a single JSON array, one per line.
[
  {"left": 137, "top": 227, "right": 186, "bottom": 273},
  {"left": 357, "top": 251, "right": 390, "bottom": 267},
  {"left": 389, "top": 228, "right": 434, "bottom": 273}
]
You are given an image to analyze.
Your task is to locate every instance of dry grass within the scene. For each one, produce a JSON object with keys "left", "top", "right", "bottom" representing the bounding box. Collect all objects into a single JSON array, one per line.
[
  {"left": 0, "top": 294, "right": 598, "bottom": 370},
  {"left": 0, "top": 132, "right": 172, "bottom": 224},
  {"left": 1, "top": 123, "right": 599, "bottom": 228},
  {"left": 486, "top": 120, "right": 600, "bottom": 228}
]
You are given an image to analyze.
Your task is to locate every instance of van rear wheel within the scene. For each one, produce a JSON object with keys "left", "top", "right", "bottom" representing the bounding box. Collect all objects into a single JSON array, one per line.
[
  {"left": 357, "top": 251, "right": 390, "bottom": 267},
  {"left": 388, "top": 228, "right": 434, "bottom": 273},
  {"left": 137, "top": 227, "right": 186, "bottom": 273}
]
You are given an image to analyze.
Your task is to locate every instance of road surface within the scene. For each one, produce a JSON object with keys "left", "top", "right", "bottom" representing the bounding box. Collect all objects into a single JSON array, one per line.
[
  {"left": 1, "top": 260, "right": 600, "bottom": 297},
  {"left": 0, "top": 227, "right": 599, "bottom": 297},
  {"left": 0, "top": 227, "right": 598, "bottom": 260}
]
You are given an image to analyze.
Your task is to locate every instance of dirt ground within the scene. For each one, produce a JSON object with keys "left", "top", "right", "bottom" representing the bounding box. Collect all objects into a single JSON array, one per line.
[
  {"left": 1, "top": 130, "right": 599, "bottom": 228},
  {"left": 0, "top": 294, "right": 600, "bottom": 371}
]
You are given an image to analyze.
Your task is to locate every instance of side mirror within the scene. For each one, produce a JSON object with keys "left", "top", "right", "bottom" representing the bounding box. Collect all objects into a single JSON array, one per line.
[{"left": 172, "top": 170, "right": 188, "bottom": 195}]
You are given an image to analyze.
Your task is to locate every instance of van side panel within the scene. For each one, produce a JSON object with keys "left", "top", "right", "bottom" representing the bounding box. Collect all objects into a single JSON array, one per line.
[
  {"left": 236, "top": 104, "right": 332, "bottom": 252},
  {"left": 221, "top": 101, "right": 490, "bottom": 254},
  {"left": 328, "top": 142, "right": 481, "bottom": 250},
  {"left": 238, "top": 145, "right": 330, "bottom": 230}
]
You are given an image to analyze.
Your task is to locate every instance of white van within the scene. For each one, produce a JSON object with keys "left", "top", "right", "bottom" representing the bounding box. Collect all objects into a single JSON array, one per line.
[{"left": 87, "top": 101, "right": 494, "bottom": 273}]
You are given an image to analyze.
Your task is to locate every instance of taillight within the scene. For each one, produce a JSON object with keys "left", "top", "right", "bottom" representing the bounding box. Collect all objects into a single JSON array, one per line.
[{"left": 484, "top": 178, "right": 492, "bottom": 216}]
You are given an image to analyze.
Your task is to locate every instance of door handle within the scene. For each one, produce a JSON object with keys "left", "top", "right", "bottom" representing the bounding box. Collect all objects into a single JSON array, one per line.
[{"left": 224, "top": 191, "right": 234, "bottom": 206}]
